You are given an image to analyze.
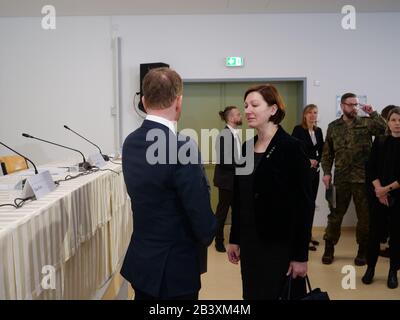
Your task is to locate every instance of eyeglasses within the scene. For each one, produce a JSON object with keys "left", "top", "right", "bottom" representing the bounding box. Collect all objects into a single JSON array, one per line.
[{"left": 342, "top": 103, "right": 359, "bottom": 108}]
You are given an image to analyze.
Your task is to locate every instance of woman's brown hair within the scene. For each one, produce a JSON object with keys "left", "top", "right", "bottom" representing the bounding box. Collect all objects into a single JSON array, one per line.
[{"left": 243, "top": 84, "right": 285, "bottom": 124}]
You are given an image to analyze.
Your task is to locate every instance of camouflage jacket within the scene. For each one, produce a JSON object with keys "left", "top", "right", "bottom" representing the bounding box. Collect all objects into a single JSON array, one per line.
[{"left": 321, "top": 111, "right": 386, "bottom": 184}]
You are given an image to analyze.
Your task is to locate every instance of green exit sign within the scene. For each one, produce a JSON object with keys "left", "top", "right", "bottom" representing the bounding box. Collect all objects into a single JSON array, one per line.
[{"left": 226, "top": 56, "right": 244, "bottom": 67}]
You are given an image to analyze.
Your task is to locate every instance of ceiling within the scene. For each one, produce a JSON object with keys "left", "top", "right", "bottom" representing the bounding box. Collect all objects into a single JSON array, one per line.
[{"left": 0, "top": 0, "right": 399, "bottom": 17}]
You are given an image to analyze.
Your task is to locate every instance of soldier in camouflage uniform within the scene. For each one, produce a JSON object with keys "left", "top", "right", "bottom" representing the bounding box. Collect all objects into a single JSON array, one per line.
[{"left": 321, "top": 92, "right": 386, "bottom": 266}]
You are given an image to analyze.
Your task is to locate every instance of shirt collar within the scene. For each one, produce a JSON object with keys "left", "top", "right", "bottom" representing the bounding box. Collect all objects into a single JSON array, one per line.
[
  {"left": 146, "top": 115, "right": 177, "bottom": 135},
  {"left": 227, "top": 124, "right": 238, "bottom": 136}
]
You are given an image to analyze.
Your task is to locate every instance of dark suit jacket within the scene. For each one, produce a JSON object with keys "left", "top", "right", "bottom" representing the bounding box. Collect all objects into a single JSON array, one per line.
[
  {"left": 121, "top": 120, "right": 216, "bottom": 298},
  {"left": 291, "top": 125, "right": 324, "bottom": 166},
  {"left": 213, "top": 126, "right": 238, "bottom": 191},
  {"left": 229, "top": 126, "right": 314, "bottom": 262}
]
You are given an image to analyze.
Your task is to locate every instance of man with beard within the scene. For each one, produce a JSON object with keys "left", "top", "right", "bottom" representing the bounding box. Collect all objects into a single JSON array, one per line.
[
  {"left": 213, "top": 106, "right": 242, "bottom": 252},
  {"left": 321, "top": 92, "right": 386, "bottom": 266}
]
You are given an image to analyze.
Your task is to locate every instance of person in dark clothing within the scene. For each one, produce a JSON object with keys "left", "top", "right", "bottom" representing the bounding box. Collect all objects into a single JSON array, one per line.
[
  {"left": 377, "top": 105, "right": 397, "bottom": 258},
  {"left": 362, "top": 107, "right": 400, "bottom": 289},
  {"left": 292, "top": 104, "right": 324, "bottom": 251},
  {"left": 227, "top": 84, "right": 314, "bottom": 300},
  {"left": 213, "top": 106, "right": 242, "bottom": 252},
  {"left": 121, "top": 68, "right": 216, "bottom": 300}
]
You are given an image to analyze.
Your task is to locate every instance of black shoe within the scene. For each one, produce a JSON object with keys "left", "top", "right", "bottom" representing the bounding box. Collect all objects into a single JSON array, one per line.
[
  {"left": 311, "top": 239, "right": 320, "bottom": 246},
  {"left": 387, "top": 269, "right": 398, "bottom": 289},
  {"left": 361, "top": 267, "right": 375, "bottom": 284},
  {"left": 379, "top": 247, "right": 390, "bottom": 258},
  {"left": 322, "top": 241, "right": 334, "bottom": 264},
  {"left": 354, "top": 246, "right": 367, "bottom": 266},
  {"left": 215, "top": 242, "right": 226, "bottom": 253}
]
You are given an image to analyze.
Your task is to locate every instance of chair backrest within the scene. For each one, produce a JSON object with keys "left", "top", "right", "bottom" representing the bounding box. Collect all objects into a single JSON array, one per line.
[
  {"left": 0, "top": 155, "right": 28, "bottom": 175},
  {"left": 0, "top": 161, "right": 6, "bottom": 176}
]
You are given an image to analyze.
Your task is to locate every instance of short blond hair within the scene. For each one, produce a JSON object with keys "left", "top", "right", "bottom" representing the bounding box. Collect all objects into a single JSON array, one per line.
[{"left": 142, "top": 67, "right": 183, "bottom": 109}]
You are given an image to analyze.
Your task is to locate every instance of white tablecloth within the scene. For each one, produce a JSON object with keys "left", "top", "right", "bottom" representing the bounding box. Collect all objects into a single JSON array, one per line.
[{"left": 0, "top": 162, "right": 132, "bottom": 299}]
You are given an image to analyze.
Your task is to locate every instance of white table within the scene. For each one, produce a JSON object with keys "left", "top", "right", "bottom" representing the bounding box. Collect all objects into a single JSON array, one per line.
[{"left": 0, "top": 162, "right": 133, "bottom": 299}]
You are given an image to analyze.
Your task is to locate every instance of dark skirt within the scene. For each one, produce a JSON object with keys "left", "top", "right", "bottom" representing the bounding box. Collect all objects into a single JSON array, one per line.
[
  {"left": 240, "top": 229, "right": 306, "bottom": 300},
  {"left": 238, "top": 152, "right": 306, "bottom": 300}
]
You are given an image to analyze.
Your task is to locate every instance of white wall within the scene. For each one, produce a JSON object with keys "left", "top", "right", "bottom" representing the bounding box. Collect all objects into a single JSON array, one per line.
[
  {"left": 114, "top": 13, "right": 400, "bottom": 137},
  {"left": 0, "top": 16, "right": 115, "bottom": 165},
  {"left": 113, "top": 13, "right": 400, "bottom": 227},
  {"left": 1, "top": 12, "right": 399, "bottom": 226}
]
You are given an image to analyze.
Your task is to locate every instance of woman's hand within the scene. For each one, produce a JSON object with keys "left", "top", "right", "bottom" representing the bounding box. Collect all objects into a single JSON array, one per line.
[
  {"left": 287, "top": 261, "right": 307, "bottom": 279},
  {"left": 375, "top": 186, "right": 389, "bottom": 198},
  {"left": 310, "top": 159, "right": 318, "bottom": 168},
  {"left": 227, "top": 244, "right": 240, "bottom": 264},
  {"left": 378, "top": 194, "right": 389, "bottom": 207}
]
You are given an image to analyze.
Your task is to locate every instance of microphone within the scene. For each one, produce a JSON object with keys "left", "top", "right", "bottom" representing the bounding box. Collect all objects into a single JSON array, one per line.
[
  {"left": 0, "top": 141, "right": 39, "bottom": 174},
  {"left": 22, "top": 133, "right": 92, "bottom": 170},
  {"left": 63, "top": 125, "right": 109, "bottom": 161}
]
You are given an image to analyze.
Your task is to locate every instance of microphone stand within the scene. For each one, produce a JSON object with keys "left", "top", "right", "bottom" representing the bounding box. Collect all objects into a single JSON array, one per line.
[
  {"left": 22, "top": 133, "right": 92, "bottom": 171},
  {"left": 64, "top": 125, "right": 110, "bottom": 161}
]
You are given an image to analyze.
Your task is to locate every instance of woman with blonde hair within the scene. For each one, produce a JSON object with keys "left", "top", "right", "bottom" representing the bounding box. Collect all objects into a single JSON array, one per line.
[{"left": 292, "top": 104, "right": 324, "bottom": 251}]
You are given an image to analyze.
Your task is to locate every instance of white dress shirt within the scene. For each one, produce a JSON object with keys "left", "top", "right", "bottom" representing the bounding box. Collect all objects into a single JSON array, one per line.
[
  {"left": 227, "top": 124, "right": 242, "bottom": 160},
  {"left": 146, "top": 115, "right": 177, "bottom": 135}
]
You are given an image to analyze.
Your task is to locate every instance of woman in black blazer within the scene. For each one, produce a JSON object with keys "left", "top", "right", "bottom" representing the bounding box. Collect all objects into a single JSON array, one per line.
[
  {"left": 227, "top": 84, "right": 314, "bottom": 300},
  {"left": 292, "top": 104, "right": 324, "bottom": 251},
  {"left": 362, "top": 107, "right": 400, "bottom": 289}
]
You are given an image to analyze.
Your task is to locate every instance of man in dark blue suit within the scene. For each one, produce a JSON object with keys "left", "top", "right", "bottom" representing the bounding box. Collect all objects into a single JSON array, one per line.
[{"left": 121, "top": 67, "right": 216, "bottom": 300}]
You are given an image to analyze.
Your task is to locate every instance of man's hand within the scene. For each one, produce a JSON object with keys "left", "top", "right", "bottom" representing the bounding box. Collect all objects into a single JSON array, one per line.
[
  {"left": 360, "top": 104, "right": 374, "bottom": 115},
  {"left": 227, "top": 244, "right": 240, "bottom": 264},
  {"left": 322, "top": 175, "right": 331, "bottom": 189}
]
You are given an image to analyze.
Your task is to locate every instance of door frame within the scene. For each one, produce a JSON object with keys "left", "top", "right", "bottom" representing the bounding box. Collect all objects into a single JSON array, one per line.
[{"left": 183, "top": 77, "right": 307, "bottom": 124}]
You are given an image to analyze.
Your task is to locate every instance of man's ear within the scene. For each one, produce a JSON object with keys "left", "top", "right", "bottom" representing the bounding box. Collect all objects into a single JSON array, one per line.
[
  {"left": 142, "top": 96, "right": 148, "bottom": 113},
  {"left": 176, "top": 95, "right": 183, "bottom": 113}
]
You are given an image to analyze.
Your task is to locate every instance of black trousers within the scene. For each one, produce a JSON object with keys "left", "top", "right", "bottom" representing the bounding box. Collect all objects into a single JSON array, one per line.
[
  {"left": 215, "top": 188, "right": 233, "bottom": 244},
  {"left": 134, "top": 288, "right": 199, "bottom": 300},
  {"left": 367, "top": 197, "right": 400, "bottom": 270},
  {"left": 366, "top": 180, "right": 389, "bottom": 243},
  {"left": 240, "top": 242, "right": 307, "bottom": 300},
  {"left": 310, "top": 169, "right": 320, "bottom": 228}
]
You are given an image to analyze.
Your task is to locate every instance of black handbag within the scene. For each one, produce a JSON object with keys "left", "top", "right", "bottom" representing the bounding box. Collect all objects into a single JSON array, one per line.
[{"left": 280, "top": 275, "right": 330, "bottom": 300}]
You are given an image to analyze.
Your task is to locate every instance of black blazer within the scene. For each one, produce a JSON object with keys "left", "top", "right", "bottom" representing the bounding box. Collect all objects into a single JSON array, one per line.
[
  {"left": 367, "top": 135, "right": 400, "bottom": 200},
  {"left": 291, "top": 125, "right": 324, "bottom": 166},
  {"left": 229, "top": 126, "right": 314, "bottom": 262},
  {"left": 213, "top": 126, "right": 238, "bottom": 191},
  {"left": 121, "top": 120, "right": 216, "bottom": 298}
]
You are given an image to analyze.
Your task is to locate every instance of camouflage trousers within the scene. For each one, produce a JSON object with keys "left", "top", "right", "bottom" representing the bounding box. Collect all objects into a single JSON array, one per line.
[{"left": 323, "top": 183, "right": 369, "bottom": 246}]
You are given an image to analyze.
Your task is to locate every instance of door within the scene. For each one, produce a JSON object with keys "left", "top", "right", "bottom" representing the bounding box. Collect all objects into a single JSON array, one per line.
[{"left": 180, "top": 80, "right": 304, "bottom": 214}]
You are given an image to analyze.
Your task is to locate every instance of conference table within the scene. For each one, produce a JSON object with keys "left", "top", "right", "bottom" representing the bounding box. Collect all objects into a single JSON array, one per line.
[{"left": 0, "top": 160, "right": 133, "bottom": 300}]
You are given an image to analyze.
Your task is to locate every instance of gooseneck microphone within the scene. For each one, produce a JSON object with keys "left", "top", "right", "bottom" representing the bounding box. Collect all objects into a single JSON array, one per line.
[
  {"left": 63, "top": 125, "right": 109, "bottom": 161},
  {"left": 22, "top": 133, "right": 92, "bottom": 170},
  {"left": 0, "top": 141, "right": 39, "bottom": 174}
]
